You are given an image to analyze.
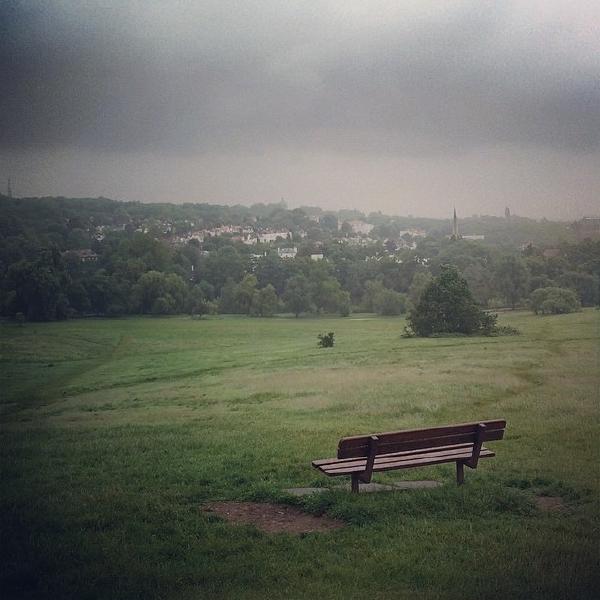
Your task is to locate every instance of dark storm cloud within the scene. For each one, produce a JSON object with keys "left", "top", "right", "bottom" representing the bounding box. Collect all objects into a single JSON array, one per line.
[{"left": 1, "top": 0, "right": 599, "bottom": 155}]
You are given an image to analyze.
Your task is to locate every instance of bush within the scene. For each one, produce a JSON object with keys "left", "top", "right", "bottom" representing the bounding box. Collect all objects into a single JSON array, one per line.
[
  {"left": 407, "top": 266, "right": 497, "bottom": 336},
  {"left": 489, "top": 325, "right": 521, "bottom": 336},
  {"left": 530, "top": 287, "right": 581, "bottom": 315},
  {"left": 317, "top": 332, "right": 335, "bottom": 348}
]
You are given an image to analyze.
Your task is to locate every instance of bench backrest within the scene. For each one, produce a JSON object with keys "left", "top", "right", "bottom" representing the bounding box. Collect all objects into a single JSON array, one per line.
[{"left": 337, "top": 419, "right": 506, "bottom": 459}]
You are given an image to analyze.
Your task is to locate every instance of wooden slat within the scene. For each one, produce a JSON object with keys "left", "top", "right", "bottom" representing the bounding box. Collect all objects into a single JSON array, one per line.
[
  {"left": 313, "top": 442, "right": 474, "bottom": 468},
  {"left": 321, "top": 445, "right": 484, "bottom": 473},
  {"left": 338, "top": 419, "right": 505, "bottom": 449},
  {"left": 338, "top": 428, "right": 504, "bottom": 459},
  {"left": 318, "top": 449, "right": 495, "bottom": 476}
]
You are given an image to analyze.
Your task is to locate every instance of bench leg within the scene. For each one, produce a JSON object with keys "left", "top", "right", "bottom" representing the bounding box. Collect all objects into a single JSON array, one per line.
[
  {"left": 351, "top": 473, "right": 360, "bottom": 493},
  {"left": 456, "top": 461, "right": 465, "bottom": 485}
]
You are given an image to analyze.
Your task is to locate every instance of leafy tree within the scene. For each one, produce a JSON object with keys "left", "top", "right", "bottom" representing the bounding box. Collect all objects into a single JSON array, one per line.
[
  {"left": 283, "top": 274, "right": 313, "bottom": 317},
  {"left": 462, "top": 263, "right": 495, "bottom": 307},
  {"left": 494, "top": 255, "right": 530, "bottom": 308},
  {"left": 188, "top": 285, "right": 210, "bottom": 317},
  {"left": 319, "top": 214, "right": 339, "bottom": 232},
  {"left": 372, "top": 288, "right": 407, "bottom": 316},
  {"left": 255, "top": 254, "right": 295, "bottom": 294},
  {"left": 202, "top": 246, "right": 247, "bottom": 293},
  {"left": 6, "top": 252, "right": 69, "bottom": 321},
  {"left": 407, "top": 271, "right": 433, "bottom": 308},
  {"left": 250, "top": 284, "right": 279, "bottom": 317},
  {"left": 131, "top": 271, "right": 188, "bottom": 314},
  {"left": 530, "top": 287, "right": 581, "bottom": 315},
  {"left": 311, "top": 275, "right": 349, "bottom": 315},
  {"left": 152, "top": 295, "right": 176, "bottom": 315},
  {"left": 408, "top": 266, "right": 496, "bottom": 336},
  {"left": 529, "top": 274, "right": 556, "bottom": 293},
  {"left": 362, "top": 279, "right": 384, "bottom": 312},
  {"left": 234, "top": 275, "right": 258, "bottom": 315},
  {"left": 557, "top": 271, "right": 599, "bottom": 306},
  {"left": 340, "top": 221, "right": 353, "bottom": 236},
  {"left": 125, "top": 233, "right": 172, "bottom": 271},
  {"left": 66, "top": 281, "right": 91, "bottom": 314},
  {"left": 218, "top": 278, "right": 238, "bottom": 313}
]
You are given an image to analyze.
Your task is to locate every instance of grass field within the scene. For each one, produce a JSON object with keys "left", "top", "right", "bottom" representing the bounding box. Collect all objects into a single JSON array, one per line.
[{"left": 1, "top": 310, "right": 599, "bottom": 599}]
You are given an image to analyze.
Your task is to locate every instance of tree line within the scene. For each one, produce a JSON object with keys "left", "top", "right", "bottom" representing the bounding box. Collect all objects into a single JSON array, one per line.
[{"left": 1, "top": 196, "right": 598, "bottom": 321}]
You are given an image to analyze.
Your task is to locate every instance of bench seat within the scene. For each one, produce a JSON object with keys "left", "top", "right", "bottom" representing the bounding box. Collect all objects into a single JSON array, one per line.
[{"left": 313, "top": 443, "right": 495, "bottom": 476}]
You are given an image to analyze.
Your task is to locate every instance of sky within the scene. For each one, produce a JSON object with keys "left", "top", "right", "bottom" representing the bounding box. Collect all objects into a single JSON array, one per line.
[{"left": 1, "top": 0, "right": 599, "bottom": 219}]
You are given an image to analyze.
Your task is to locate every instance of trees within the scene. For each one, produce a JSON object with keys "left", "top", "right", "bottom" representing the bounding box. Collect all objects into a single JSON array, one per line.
[
  {"left": 188, "top": 285, "right": 210, "bottom": 317},
  {"left": 462, "top": 263, "right": 495, "bottom": 307},
  {"left": 494, "top": 255, "right": 530, "bottom": 308},
  {"left": 310, "top": 275, "right": 350, "bottom": 316},
  {"left": 233, "top": 275, "right": 258, "bottom": 315},
  {"left": 283, "top": 275, "right": 313, "bottom": 317},
  {"left": 255, "top": 254, "right": 295, "bottom": 295},
  {"left": 251, "top": 284, "right": 279, "bottom": 317},
  {"left": 372, "top": 288, "right": 407, "bottom": 316},
  {"left": 530, "top": 287, "right": 581, "bottom": 315},
  {"left": 363, "top": 280, "right": 407, "bottom": 315},
  {"left": 6, "top": 251, "right": 70, "bottom": 321},
  {"left": 557, "top": 271, "right": 599, "bottom": 306},
  {"left": 131, "top": 271, "right": 188, "bottom": 315},
  {"left": 407, "top": 266, "right": 496, "bottom": 336},
  {"left": 407, "top": 271, "right": 433, "bottom": 308},
  {"left": 1, "top": 195, "right": 597, "bottom": 322}
]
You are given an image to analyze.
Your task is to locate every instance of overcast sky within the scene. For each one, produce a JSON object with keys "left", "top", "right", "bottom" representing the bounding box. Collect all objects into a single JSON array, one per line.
[{"left": 1, "top": 1, "right": 598, "bottom": 218}]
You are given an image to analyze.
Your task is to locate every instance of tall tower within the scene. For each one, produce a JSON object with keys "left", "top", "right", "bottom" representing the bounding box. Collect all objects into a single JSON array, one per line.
[
  {"left": 452, "top": 207, "right": 459, "bottom": 239},
  {"left": 7, "top": 177, "right": 12, "bottom": 198},
  {"left": 505, "top": 206, "right": 511, "bottom": 220}
]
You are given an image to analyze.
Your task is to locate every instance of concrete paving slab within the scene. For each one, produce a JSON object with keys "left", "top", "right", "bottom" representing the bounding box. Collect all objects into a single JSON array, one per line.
[
  {"left": 283, "top": 487, "right": 328, "bottom": 496},
  {"left": 284, "top": 480, "right": 442, "bottom": 495},
  {"left": 333, "top": 482, "right": 398, "bottom": 493}
]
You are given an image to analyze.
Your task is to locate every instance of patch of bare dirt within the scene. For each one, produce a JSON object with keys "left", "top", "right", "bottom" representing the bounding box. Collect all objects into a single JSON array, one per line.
[
  {"left": 535, "top": 495, "right": 567, "bottom": 512},
  {"left": 203, "top": 501, "right": 345, "bottom": 533}
]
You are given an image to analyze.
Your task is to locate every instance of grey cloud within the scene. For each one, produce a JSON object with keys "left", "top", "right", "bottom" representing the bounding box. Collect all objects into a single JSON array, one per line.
[
  {"left": 1, "top": 1, "right": 599, "bottom": 218},
  {"left": 1, "top": 0, "right": 598, "bottom": 154}
]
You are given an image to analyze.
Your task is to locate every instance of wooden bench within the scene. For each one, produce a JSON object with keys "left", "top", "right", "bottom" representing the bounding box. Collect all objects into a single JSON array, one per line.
[{"left": 312, "top": 419, "right": 506, "bottom": 492}]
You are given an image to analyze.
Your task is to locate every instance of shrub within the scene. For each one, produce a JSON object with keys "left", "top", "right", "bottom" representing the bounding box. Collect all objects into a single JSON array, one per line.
[
  {"left": 529, "top": 287, "right": 581, "bottom": 315},
  {"left": 407, "top": 266, "right": 497, "bottom": 336},
  {"left": 490, "top": 325, "right": 521, "bottom": 336},
  {"left": 317, "top": 332, "right": 335, "bottom": 348}
]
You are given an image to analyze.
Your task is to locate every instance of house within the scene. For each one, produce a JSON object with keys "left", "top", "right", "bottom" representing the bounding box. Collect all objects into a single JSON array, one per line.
[
  {"left": 63, "top": 249, "right": 99, "bottom": 263},
  {"left": 396, "top": 239, "right": 417, "bottom": 250},
  {"left": 399, "top": 228, "right": 427, "bottom": 238},
  {"left": 258, "top": 230, "right": 290, "bottom": 243},
  {"left": 346, "top": 236, "right": 370, "bottom": 247},
  {"left": 347, "top": 220, "right": 374, "bottom": 235},
  {"left": 242, "top": 234, "right": 258, "bottom": 245},
  {"left": 310, "top": 253, "right": 324, "bottom": 261},
  {"left": 462, "top": 234, "right": 485, "bottom": 241},
  {"left": 277, "top": 247, "right": 298, "bottom": 259}
]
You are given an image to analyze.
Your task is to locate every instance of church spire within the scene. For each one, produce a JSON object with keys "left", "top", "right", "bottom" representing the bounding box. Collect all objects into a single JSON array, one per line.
[{"left": 452, "top": 207, "right": 459, "bottom": 239}]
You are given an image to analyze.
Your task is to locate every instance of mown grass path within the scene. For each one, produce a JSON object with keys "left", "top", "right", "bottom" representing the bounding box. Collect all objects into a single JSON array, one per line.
[{"left": 1, "top": 311, "right": 599, "bottom": 599}]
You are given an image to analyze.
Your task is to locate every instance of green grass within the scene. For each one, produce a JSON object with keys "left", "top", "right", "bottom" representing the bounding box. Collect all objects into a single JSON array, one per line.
[{"left": 1, "top": 310, "right": 599, "bottom": 599}]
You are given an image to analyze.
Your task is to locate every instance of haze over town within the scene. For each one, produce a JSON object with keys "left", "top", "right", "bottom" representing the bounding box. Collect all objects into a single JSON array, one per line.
[{"left": 1, "top": 1, "right": 599, "bottom": 219}]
